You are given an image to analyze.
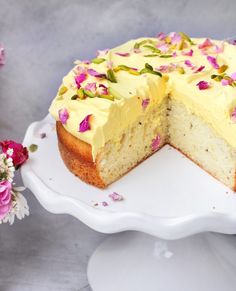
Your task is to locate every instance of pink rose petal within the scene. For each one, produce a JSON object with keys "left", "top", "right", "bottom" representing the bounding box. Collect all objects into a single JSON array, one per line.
[
  {"left": 172, "top": 52, "right": 177, "bottom": 57},
  {"left": 207, "top": 56, "right": 219, "bottom": 69},
  {"left": 108, "top": 192, "right": 124, "bottom": 201},
  {"left": 96, "top": 49, "right": 109, "bottom": 57},
  {"left": 194, "top": 65, "right": 205, "bottom": 73},
  {"left": 151, "top": 134, "right": 161, "bottom": 151},
  {"left": 84, "top": 82, "right": 97, "bottom": 94},
  {"left": 196, "top": 80, "right": 210, "bottom": 90},
  {"left": 231, "top": 72, "right": 236, "bottom": 81},
  {"left": 221, "top": 79, "right": 233, "bottom": 86},
  {"left": 184, "top": 60, "right": 194, "bottom": 68},
  {"left": 102, "top": 201, "right": 109, "bottom": 207},
  {"left": 198, "top": 38, "right": 213, "bottom": 49},
  {"left": 75, "top": 73, "right": 87, "bottom": 88},
  {"left": 87, "top": 68, "right": 106, "bottom": 78},
  {"left": 58, "top": 108, "right": 69, "bottom": 124},
  {"left": 182, "top": 49, "right": 193, "bottom": 56},
  {"left": 157, "top": 32, "right": 166, "bottom": 40},
  {"left": 142, "top": 98, "right": 150, "bottom": 110},
  {"left": 79, "top": 114, "right": 92, "bottom": 132},
  {"left": 157, "top": 43, "right": 169, "bottom": 53},
  {"left": 215, "top": 44, "right": 224, "bottom": 53},
  {"left": 115, "top": 52, "right": 130, "bottom": 57},
  {"left": 170, "top": 32, "right": 182, "bottom": 45},
  {"left": 98, "top": 84, "right": 109, "bottom": 95},
  {"left": 231, "top": 107, "right": 236, "bottom": 122}
]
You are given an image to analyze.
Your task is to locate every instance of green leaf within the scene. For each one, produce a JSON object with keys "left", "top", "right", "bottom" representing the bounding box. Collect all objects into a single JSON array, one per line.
[
  {"left": 107, "top": 69, "right": 117, "bottom": 83},
  {"left": 29, "top": 144, "right": 38, "bottom": 153},
  {"left": 91, "top": 58, "right": 106, "bottom": 64}
]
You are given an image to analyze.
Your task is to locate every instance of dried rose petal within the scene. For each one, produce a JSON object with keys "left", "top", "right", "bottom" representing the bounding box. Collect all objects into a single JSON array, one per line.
[
  {"left": 182, "top": 49, "right": 193, "bottom": 56},
  {"left": 157, "top": 32, "right": 166, "bottom": 40},
  {"left": 194, "top": 65, "right": 205, "bottom": 73},
  {"left": 75, "top": 73, "right": 87, "bottom": 88},
  {"left": 142, "top": 98, "right": 150, "bottom": 110},
  {"left": 231, "top": 72, "right": 236, "bottom": 81},
  {"left": 170, "top": 32, "right": 182, "bottom": 45},
  {"left": 102, "top": 201, "right": 109, "bottom": 207},
  {"left": 115, "top": 52, "right": 130, "bottom": 57},
  {"left": 151, "top": 135, "right": 161, "bottom": 151},
  {"left": 96, "top": 49, "right": 109, "bottom": 57},
  {"left": 196, "top": 80, "right": 210, "bottom": 90},
  {"left": 157, "top": 43, "right": 169, "bottom": 53},
  {"left": 84, "top": 82, "right": 97, "bottom": 94},
  {"left": 198, "top": 38, "right": 213, "bottom": 49},
  {"left": 87, "top": 68, "right": 106, "bottom": 78},
  {"left": 58, "top": 108, "right": 69, "bottom": 124},
  {"left": 184, "top": 60, "right": 194, "bottom": 68},
  {"left": 221, "top": 79, "right": 233, "bottom": 86},
  {"left": 207, "top": 56, "right": 219, "bottom": 69},
  {"left": 79, "top": 114, "right": 92, "bottom": 132},
  {"left": 109, "top": 192, "right": 124, "bottom": 201},
  {"left": 98, "top": 84, "right": 109, "bottom": 95},
  {"left": 231, "top": 107, "right": 236, "bottom": 122}
]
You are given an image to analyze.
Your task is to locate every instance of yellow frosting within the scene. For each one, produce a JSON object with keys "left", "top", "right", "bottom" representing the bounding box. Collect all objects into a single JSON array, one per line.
[{"left": 49, "top": 34, "right": 236, "bottom": 161}]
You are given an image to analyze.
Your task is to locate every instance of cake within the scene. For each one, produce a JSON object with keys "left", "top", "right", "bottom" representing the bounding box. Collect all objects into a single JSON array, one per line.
[{"left": 49, "top": 32, "right": 236, "bottom": 190}]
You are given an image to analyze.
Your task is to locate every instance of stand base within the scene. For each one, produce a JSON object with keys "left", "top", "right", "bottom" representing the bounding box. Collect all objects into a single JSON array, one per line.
[{"left": 88, "top": 232, "right": 236, "bottom": 291}]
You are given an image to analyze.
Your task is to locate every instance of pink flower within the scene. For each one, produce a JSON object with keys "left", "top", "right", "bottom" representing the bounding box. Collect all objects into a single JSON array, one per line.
[
  {"left": 58, "top": 108, "right": 69, "bottom": 124},
  {"left": 151, "top": 135, "right": 161, "bottom": 151},
  {"left": 87, "top": 68, "right": 106, "bottom": 78},
  {"left": 0, "top": 44, "right": 5, "bottom": 65},
  {"left": 0, "top": 140, "right": 28, "bottom": 168},
  {"left": 79, "top": 115, "right": 92, "bottom": 132},
  {"left": 142, "top": 98, "right": 150, "bottom": 110},
  {"left": 182, "top": 49, "right": 193, "bottom": 56},
  {"left": 196, "top": 81, "right": 210, "bottom": 90},
  {"left": 84, "top": 82, "right": 97, "bottom": 94},
  {"left": 231, "top": 107, "right": 236, "bottom": 122},
  {"left": 207, "top": 56, "right": 219, "bottom": 69},
  {"left": 0, "top": 180, "right": 12, "bottom": 220},
  {"left": 75, "top": 73, "right": 87, "bottom": 88},
  {"left": 115, "top": 52, "right": 130, "bottom": 57},
  {"left": 198, "top": 38, "right": 213, "bottom": 49},
  {"left": 109, "top": 192, "right": 124, "bottom": 201}
]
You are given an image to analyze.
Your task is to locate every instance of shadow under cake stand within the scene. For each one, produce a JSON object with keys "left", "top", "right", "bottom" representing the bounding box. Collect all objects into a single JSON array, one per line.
[{"left": 21, "top": 115, "right": 236, "bottom": 291}]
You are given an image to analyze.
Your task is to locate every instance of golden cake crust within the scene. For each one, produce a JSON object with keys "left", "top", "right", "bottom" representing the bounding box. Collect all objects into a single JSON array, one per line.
[{"left": 56, "top": 121, "right": 106, "bottom": 188}]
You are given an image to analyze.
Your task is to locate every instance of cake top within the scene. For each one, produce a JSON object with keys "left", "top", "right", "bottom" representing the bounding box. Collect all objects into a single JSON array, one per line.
[{"left": 49, "top": 32, "right": 236, "bottom": 160}]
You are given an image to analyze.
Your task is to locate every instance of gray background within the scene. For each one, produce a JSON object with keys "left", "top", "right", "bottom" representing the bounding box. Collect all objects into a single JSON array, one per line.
[{"left": 0, "top": 0, "right": 236, "bottom": 290}]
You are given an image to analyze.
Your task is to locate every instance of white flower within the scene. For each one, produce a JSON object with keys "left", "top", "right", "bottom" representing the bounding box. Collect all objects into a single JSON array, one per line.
[
  {"left": 0, "top": 188, "right": 29, "bottom": 225},
  {"left": 6, "top": 148, "right": 14, "bottom": 157},
  {"left": 0, "top": 153, "right": 15, "bottom": 182}
]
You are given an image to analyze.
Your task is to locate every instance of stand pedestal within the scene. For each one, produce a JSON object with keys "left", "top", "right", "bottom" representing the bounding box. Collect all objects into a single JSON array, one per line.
[{"left": 88, "top": 232, "right": 236, "bottom": 291}]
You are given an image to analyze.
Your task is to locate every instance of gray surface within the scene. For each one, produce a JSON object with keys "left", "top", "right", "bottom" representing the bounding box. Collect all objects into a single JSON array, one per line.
[{"left": 0, "top": 0, "right": 236, "bottom": 290}]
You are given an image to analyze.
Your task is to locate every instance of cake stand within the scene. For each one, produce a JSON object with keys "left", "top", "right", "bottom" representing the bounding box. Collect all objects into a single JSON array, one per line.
[{"left": 21, "top": 115, "right": 236, "bottom": 291}]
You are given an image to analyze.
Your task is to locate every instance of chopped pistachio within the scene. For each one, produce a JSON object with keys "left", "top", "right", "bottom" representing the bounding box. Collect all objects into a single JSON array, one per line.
[
  {"left": 91, "top": 57, "right": 106, "bottom": 64},
  {"left": 143, "top": 45, "right": 161, "bottom": 54},
  {"left": 145, "top": 63, "right": 153, "bottom": 71},
  {"left": 179, "top": 32, "right": 195, "bottom": 45},
  {"left": 71, "top": 94, "right": 79, "bottom": 100},
  {"left": 113, "top": 65, "right": 130, "bottom": 72},
  {"left": 159, "top": 55, "right": 173, "bottom": 58},
  {"left": 58, "top": 86, "right": 68, "bottom": 95},
  {"left": 29, "top": 144, "right": 38, "bottom": 153},
  {"left": 84, "top": 89, "right": 96, "bottom": 98},
  {"left": 144, "top": 54, "right": 159, "bottom": 57},
  {"left": 99, "top": 94, "right": 114, "bottom": 101},
  {"left": 107, "top": 69, "right": 117, "bottom": 83},
  {"left": 128, "top": 69, "right": 140, "bottom": 75},
  {"left": 177, "top": 67, "right": 185, "bottom": 74},
  {"left": 77, "top": 88, "right": 85, "bottom": 99},
  {"left": 217, "top": 64, "right": 228, "bottom": 74},
  {"left": 211, "top": 74, "right": 223, "bottom": 82},
  {"left": 133, "top": 39, "right": 156, "bottom": 49}
]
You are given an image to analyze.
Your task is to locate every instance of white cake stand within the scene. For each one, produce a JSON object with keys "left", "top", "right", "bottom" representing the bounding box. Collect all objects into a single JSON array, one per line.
[{"left": 21, "top": 115, "right": 236, "bottom": 291}]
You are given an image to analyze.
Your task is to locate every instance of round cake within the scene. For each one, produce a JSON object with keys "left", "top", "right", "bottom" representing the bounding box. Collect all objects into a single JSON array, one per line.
[{"left": 49, "top": 32, "right": 236, "bottom": 190}]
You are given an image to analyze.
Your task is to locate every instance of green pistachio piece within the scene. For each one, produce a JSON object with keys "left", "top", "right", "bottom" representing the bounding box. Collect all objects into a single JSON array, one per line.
[
  {"left": 77, "top": 88, "right": 85, "bottom": 99},
  {"left": 84, "top": 89, "right": 96, "bottom": 98},
  {"left": 143, "top": 45, "right": 161, "bottom": 54},
  {"left": 179, "top": 32, "right": 195, "bottom": 45},
  {"left": 71, "top": 94, "right": 79, "bottom": 100},
  {"left": 211, "top": 74, "right": 223, "bottom": 82},
  {"left": 29, "top": 144, "right": 38, "bottom": 153},
  {"left": 145, "top": 63, "right": 153, "bottom": 71},
  {"left": 99, "top": 94, "right": 114, "bottom": 101},
  {"left": 107, "top": 69, "right": 117, "bottom": 83},
  {"left": 177, "top": 67, "right": 185, "bottom": 74},
  {"left": 114, "top": 65, "right": 130, "bottom": 72},
  {"left": 91, "top": 58, "right": 106, "bottom": 64},
  {"left": 134, "top": 39, "right": 156, "bottom": 49},
  {"left": 58, "top": 86, "right": 68, "bottom": 95},
  {"left": 217, "top": 65, "right": 228, "bottom": 74},
  {"left": 144, "top": 54, "right": 159, "bottom": 57},
  {"left": 128, "top": 69, "right": 140, "bottom": 75},
  {"left": 159, "top": 55, "right": 173, "bottom": 58}
]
